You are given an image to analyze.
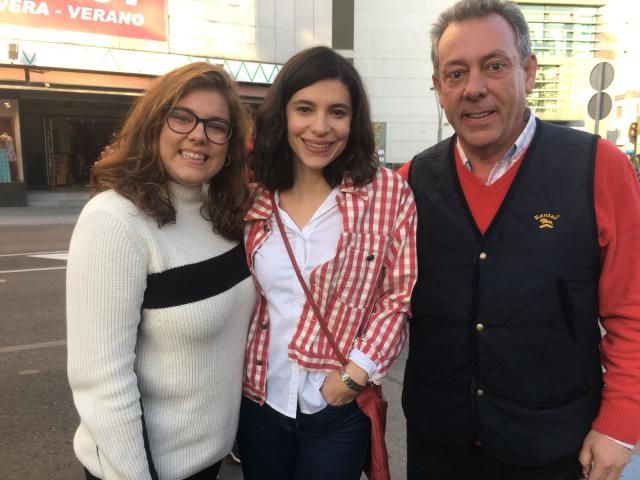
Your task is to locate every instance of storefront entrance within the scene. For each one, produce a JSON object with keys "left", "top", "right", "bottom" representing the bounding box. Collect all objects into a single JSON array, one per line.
[
  {"left": 43, "top": 115, "right": 119, "bottom": 188},
  {"left": 11, "top": 91, "right": 133, "bottom": 191}
]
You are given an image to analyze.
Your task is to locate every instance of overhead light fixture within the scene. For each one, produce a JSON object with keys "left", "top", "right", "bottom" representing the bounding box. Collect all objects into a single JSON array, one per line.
[
  {"left": 8, "top": 43, "right": 18, "bottom": 61},
  {"left": 4, "top": 102, "right": 11, "bottom": 108}
]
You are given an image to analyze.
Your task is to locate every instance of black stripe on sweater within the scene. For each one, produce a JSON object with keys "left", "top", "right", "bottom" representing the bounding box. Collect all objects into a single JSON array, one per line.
[{"left": 142, "top": 243, "right": 250, "bottom": 309}]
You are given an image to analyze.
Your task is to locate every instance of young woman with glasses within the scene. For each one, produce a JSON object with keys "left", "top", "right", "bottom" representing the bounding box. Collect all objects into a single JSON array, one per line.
[
  {"left": 238, "top": 46, "right": 417, "bottom": 480},
  {"left": 66, "top": 63, "right": 255, "bottom": 480}
]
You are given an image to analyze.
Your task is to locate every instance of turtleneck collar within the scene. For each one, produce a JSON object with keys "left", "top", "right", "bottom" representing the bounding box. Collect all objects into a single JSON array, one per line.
[{"left": 167, "top": 181, "right": 205, "bottom": 204}]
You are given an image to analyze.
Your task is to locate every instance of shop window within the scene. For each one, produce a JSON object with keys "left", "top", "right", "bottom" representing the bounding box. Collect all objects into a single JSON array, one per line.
[{"left": 0, "top": 100, "right": 22, "bottom": 183}]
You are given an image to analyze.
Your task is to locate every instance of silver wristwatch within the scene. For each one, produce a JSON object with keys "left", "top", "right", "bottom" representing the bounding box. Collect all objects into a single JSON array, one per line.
[{"left": 339, "top": 368, "right": 365, "bottom": 392}]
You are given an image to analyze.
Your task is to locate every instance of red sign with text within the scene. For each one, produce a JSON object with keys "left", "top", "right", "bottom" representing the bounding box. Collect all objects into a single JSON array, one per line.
[{"left": 0, "top": 0, "right": 167, "bottom": 41}]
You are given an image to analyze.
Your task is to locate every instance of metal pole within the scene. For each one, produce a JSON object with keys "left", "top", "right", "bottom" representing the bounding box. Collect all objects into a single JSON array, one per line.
[
  {"left": 594, "top": 91, "right": 600, "bottom": 136},
  {"left": 431, "top": 87, "right": 443, "bottom": 143},
  {"left": 594, "top": 65, "right": 606, "bottom": 136}
]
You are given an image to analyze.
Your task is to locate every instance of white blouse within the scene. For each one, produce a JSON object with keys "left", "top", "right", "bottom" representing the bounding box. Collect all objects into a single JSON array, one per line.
[{"left": 254, "top": 189, "right": 376, "bottom": 418}]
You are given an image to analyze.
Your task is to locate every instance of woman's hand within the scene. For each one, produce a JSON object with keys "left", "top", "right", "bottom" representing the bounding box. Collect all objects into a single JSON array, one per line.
[{"left": 320, "top": 362, "right": 368, "bottom": 406}]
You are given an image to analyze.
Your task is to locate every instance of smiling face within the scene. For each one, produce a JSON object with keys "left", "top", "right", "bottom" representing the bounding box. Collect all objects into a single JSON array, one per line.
[
  {"left": 286, "top": 79, "right": 352, "bottom": 179},
  {"left": 158, "top": 88, "right": 230, "bottom": 187},
  {"left": 433, "top": 14, "right": 537, "bottom": 161}
]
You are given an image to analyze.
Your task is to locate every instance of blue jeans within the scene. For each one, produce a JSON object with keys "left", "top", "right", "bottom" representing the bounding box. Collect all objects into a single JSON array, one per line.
[{"left": 238, "top": 397, "right": 370, "bottom": 480}]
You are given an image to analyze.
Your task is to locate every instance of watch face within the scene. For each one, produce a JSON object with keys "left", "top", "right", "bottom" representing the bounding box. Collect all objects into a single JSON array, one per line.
[{"left": 340, "top": 369, "right": 364, "bottom": 391}]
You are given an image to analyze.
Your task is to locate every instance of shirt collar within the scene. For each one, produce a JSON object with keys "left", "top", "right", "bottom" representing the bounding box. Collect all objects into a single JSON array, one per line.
[{"left": 244, "top": 185, "right": 273, "bottom": 222}]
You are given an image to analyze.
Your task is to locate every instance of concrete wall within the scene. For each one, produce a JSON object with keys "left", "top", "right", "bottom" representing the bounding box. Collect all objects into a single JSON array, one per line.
[{"left": 353, "top": 0, "right": 456, "bottom": 165}]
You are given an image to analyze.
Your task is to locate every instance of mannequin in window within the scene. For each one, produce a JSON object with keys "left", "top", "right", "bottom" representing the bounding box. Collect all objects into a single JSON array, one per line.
[{"left": 0, "top": 132, "right": 17, "bottom": 182}]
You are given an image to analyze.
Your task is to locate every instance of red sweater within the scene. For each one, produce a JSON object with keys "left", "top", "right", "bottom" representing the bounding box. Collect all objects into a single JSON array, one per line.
[{"left": 399, "top": 138, "right": 640, "bottom": 444}]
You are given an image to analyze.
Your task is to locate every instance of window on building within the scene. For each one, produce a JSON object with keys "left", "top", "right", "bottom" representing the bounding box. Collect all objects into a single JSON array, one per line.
[
  {"left": 520, "top": 4, "right": 599, "bottom": 58},
  {"left": 520, "top": 2, "right": 600, "bottom": 120},
  {"left": 0, "top": 99, "right": 21, "bottom": 183},
  {"left": 332, "top": 0, "right": 354, "bottom": 50},
  {"left": 528, "top": 64, "right": 560, "bottom": 115}
]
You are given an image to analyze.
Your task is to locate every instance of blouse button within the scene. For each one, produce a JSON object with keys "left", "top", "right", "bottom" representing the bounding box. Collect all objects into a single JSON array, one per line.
[
  {"left": 366, "top": 254, "right": 375, "bottom": 261},
  {"left": 263, "top": 225, "right": 270, "bottom": 232},
  {"left": 256, "top": 360, "right": 263, "bottom": 366}
]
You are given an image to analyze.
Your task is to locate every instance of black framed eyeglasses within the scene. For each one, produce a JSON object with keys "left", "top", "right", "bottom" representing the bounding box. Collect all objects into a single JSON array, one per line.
[{"left": 166, "top": 107, "right": 233, "bottom": 145}]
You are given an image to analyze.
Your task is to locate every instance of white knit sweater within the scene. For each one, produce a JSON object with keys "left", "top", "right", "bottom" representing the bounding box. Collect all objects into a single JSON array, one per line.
[{"left": 66, "top": 183, "right": 255, "bottom": 480}]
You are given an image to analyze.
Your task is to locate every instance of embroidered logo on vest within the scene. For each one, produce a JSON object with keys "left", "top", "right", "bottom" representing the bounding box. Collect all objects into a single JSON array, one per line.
[{"left": 534, "top": 213, "right": 560, "bottom": 229}]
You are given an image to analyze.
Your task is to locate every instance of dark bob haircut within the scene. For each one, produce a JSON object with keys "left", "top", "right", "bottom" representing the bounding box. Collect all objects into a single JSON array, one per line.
[{"left": 252, "top": 46, "right": 377, "bottom": 191}]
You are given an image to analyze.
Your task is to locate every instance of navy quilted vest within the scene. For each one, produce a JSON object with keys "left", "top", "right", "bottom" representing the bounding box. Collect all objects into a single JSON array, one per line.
[{"left": 403, "top": 121, "right": 602, "bottom": 465}]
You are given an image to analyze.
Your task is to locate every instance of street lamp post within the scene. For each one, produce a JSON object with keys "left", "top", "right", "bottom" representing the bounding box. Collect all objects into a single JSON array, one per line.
[{"left": 430, "top": 87, "right": 443, "bottom": 143}]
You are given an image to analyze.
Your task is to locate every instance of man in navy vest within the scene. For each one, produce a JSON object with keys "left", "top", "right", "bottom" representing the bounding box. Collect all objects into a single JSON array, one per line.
[{"left": 400, "top": 1, "right": 640, "bottom": 479}]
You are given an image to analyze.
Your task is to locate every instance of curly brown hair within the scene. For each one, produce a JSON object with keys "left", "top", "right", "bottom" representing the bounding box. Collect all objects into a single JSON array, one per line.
[{"left": 91, "top": 62, "right": 250, "bottom": 241}]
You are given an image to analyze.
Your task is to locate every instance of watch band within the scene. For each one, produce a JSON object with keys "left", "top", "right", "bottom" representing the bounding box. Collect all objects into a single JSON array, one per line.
[{"left": 339, "top": 368, "right": 365, "bottom": 392}]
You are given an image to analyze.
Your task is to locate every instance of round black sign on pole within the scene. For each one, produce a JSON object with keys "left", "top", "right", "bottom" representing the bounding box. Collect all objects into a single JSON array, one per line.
[
  {"left": 589, "top": 62, "right": 615, "bottom": 135},
  {"left": 588, "top": 92, "right": 612, "bottom": 120},
  {"left": 590, "top": 62, "right": 614, "bottom": 91}
]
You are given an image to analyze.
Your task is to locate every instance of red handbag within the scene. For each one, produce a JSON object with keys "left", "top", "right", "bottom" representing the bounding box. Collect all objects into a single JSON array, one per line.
[
  {"left": 270, "top": 192, "right": 391, "bottom": 480},
  {"left": 355, "top": 383, "right": 390, "bottom": 480}
]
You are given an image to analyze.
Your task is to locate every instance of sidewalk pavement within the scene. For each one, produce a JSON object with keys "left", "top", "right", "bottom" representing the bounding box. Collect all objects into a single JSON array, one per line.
[
  {"left": 623, "top": 454, "right": 640, "bottom": 480},
  {"left": 0, "top": 206, "right": 82, "bottom": 226}
]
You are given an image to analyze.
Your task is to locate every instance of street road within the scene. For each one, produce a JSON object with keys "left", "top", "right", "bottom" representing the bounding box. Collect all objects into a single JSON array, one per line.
[
  {"left": 1, "top": 220, "right": 637, "bottom": 480},
  {"left": 1, "top": 224, "right": 80, "bottom": 479}
]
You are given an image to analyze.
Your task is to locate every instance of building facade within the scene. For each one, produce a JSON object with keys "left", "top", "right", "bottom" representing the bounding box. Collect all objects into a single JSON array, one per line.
[
  {"left": 518, "top": 0, "right": 608, "bottom": 126},
  {"left": 598, "top": 0, "right": 640, "bottom": 159},
  {"left": 0, "top": 0, "right": 332, "bottom": 205},
  {"left": 0, "top": 0, "right": 462, "bottom": 206},
  {"left": 1, "top": 0, "right": 633, "bottom": 206},
  {"left": 518, "top": 0, "right": 640, "bottom": 160}
]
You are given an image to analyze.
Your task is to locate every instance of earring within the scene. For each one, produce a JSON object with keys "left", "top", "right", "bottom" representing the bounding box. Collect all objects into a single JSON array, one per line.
[{"left": 223, "top": 153, "right": 231, "bottom": 167}]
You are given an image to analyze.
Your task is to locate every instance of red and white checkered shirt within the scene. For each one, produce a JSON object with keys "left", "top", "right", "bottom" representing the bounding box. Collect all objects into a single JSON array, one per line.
[{"left": 243, "top": 167, "right": 417, "bottom": 403}]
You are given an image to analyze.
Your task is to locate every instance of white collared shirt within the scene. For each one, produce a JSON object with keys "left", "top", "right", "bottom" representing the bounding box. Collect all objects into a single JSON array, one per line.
[{"left": 254, "top": 188, "right": 377, "bottom": 418}]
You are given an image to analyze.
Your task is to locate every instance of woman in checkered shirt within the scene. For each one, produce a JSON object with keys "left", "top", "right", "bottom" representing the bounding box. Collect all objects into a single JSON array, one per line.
[{"left": 238, "top": 46, "right": 418, "bottom": 480}]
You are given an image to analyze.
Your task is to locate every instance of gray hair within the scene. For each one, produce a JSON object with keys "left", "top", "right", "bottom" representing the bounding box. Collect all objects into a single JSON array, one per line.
[{"left": 431, "top": 0, "right": 532, "bottom": 75}]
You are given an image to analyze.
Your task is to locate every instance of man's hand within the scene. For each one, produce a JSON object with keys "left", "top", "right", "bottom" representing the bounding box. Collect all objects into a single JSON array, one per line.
[
  {"left": 578, "top": 429, "right": 632, "bottom": 480},
  {"left": 320, "top": 362, "right": 368, "bottom": 406}
]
